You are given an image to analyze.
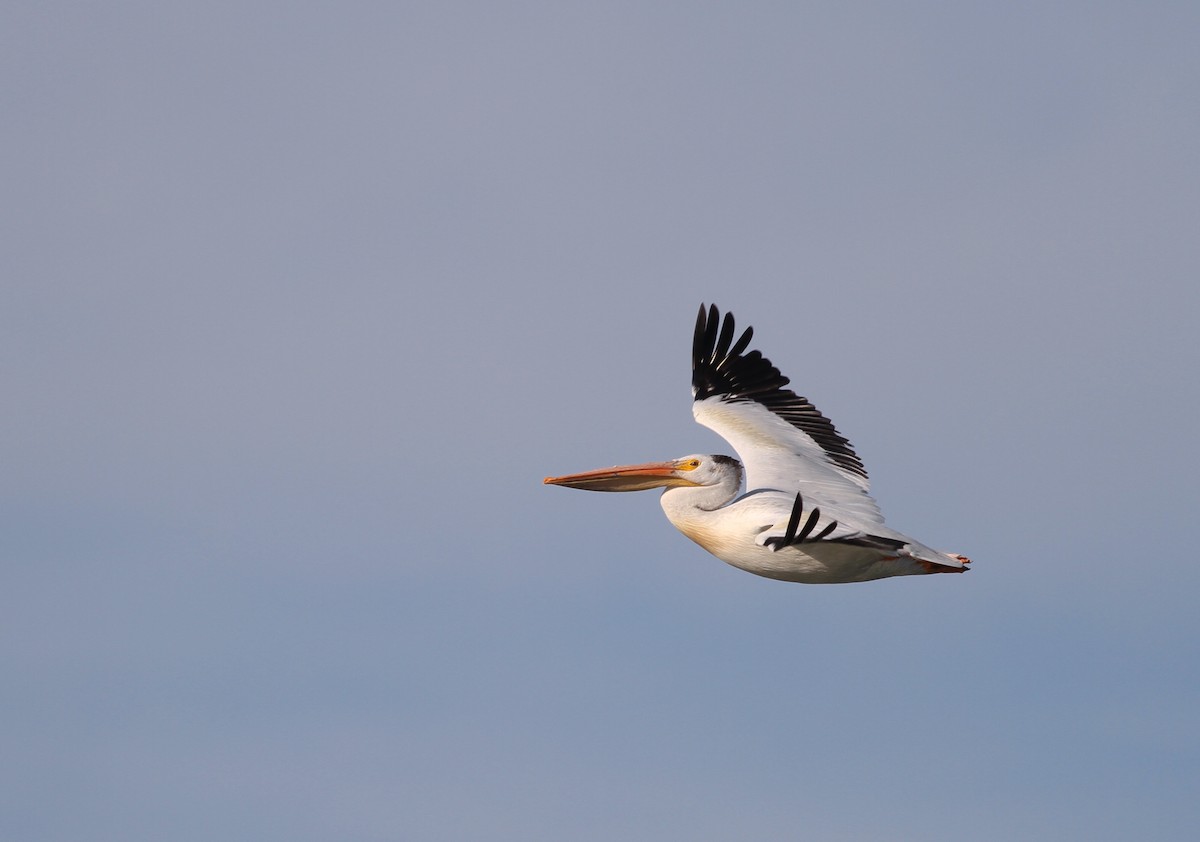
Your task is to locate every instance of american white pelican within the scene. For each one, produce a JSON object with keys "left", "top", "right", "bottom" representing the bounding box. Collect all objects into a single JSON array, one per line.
[{"left": 544, "top": 304, "right": 971, "bottom": 584}]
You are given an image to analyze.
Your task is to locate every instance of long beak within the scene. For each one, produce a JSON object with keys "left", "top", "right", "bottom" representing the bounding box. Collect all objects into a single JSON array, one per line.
[{"left": 544, "top": 460, "right": 698, "bottom": 492}]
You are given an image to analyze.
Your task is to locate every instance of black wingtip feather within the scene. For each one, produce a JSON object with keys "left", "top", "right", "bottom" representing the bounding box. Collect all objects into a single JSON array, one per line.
[
  {"left": 714, "top": 309, "right": 736, "bottom": 363},
  {"left": 795, "top": 507, "right": 821, "bottom": 543},
  {"left": 784, "top": 491, "right": 804, "bottom": 543},
  {"left": 727, "top": 324, "right": 754, "bottom": 360},
  {"left": 813, "top": 520, "right": 838, "bottom": 541}
]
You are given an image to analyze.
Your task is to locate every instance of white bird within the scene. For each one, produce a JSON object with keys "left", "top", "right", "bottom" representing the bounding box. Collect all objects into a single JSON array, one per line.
[{"left": 544, "top": 304, "right": 971, "bottom": 584}]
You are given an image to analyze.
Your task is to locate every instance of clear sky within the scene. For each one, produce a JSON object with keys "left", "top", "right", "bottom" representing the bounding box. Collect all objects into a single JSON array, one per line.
[{"left": 4, "top": 2, "right": 1198, "bottom": 839}]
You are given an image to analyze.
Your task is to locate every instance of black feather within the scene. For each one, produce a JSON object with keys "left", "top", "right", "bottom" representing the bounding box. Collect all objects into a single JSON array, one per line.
[
  {"left": 783, "top": 492, "right": 804, "bottom": 544},
  {"left": 795, "top": 507, "right": 821, "bottom": 542},
  {"left": 813, "top": 521, "right": 838, "bottom": 541}
]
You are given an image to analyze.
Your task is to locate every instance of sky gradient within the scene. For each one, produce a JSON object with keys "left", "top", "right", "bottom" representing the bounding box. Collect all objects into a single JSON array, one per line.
[{"left": 4, "top": 2, "right": 1198, "bottom": 839}]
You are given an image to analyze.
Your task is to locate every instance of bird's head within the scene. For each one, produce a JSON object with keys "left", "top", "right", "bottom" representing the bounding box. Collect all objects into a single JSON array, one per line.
[{"left": 544, "top": 454, "right": 741, "bottom": 492}]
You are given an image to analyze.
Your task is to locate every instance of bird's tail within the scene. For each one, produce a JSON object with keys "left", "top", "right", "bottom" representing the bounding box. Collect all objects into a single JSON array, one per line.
[{"left": 914, "top": 551, "right": 972, "bottom": 574}]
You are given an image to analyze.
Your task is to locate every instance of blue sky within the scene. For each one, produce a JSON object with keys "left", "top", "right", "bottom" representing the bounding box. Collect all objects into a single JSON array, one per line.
[{"left": 3, "top": 2, "right": 1198, "bottom": 839}]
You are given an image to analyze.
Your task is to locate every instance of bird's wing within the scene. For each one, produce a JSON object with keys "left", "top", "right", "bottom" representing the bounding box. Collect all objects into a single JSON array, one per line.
[
  {"left": 743, "top": 490, "right": 904, "bottom": 552},
  {"left": 691, "top": 304, "right": 885, "bottom": 527}
]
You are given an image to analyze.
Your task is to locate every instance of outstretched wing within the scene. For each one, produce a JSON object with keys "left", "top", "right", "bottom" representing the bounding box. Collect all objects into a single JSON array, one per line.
[{"left": 691, "top": 304, "right": 885, "bottom": 526}]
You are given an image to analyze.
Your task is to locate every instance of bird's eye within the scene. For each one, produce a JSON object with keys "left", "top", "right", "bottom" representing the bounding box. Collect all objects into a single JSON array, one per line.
[{"left": 688, "top": 459, "right": 701, "bottom": 469}]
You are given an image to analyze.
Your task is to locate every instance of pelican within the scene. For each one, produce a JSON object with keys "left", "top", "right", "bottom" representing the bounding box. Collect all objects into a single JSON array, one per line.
[{"left": 544, "top": 304, "right": 971, "bottom": 584}]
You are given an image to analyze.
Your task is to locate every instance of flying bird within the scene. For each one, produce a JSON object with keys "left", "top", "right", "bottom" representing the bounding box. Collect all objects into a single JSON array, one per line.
[{"left": 544, "top": 304, "right": 971, "bottom": 584}]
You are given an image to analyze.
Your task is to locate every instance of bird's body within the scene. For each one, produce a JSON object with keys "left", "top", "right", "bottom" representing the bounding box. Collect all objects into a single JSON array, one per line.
[
  {"left": 545, "top": 305, "right": 970, "bottom": 584},
  {"left": 664, "top": 483, "right": 966, "bottom": 583}
]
